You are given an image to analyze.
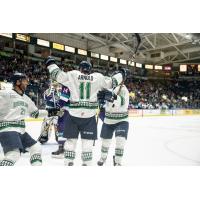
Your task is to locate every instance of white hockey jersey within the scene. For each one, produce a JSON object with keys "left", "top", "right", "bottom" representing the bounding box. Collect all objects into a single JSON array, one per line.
[
  {"left": 104, "top": 84, "right": 129, "bottom": 124},
  {"left": 48, "top": 64, "right": 123, "bottom": 118},
  {"left": 0, "top": 89, "right": 39, "bottom": 133}
]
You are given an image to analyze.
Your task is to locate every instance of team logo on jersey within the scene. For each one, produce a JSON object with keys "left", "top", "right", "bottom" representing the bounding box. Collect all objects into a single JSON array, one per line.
[{"left": 63, "top": 88, "right": 69, "bottom": 93}]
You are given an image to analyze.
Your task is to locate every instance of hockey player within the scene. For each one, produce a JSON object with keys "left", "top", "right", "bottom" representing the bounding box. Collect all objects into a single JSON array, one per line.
[
  {"left": 97, "top": 70, "right": 129, "bottom": 166},
  {"left": 44, "top": 57, "right": 125, "bottom": 166},
  {"left": 0, "top": 73, "right": 42, "bottom": 166},
  {"left": 51, "top": 85, "right": 70, "bottom": 158},
  {"left": 38, "top": 82, "right": 60, "bottom": 144}
]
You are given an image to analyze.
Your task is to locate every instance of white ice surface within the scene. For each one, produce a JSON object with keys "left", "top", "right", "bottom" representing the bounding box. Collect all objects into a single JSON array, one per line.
[{"left": 1, "top": 115, "right": 200, "bottom": 166}]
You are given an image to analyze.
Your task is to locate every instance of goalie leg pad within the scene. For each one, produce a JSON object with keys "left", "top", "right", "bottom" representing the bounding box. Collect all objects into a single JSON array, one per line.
[
  {"left": 38, "top": 117, "right": 51, "bottom": 143},
  {"left": 52, "top": 116, "right": 59, "bottom": 141},
  {"left": 56, "top": 132, "right": 66, "bottom": 145},
  {"left": 0, "top": 149, "right": 20, "bottom": 166}
]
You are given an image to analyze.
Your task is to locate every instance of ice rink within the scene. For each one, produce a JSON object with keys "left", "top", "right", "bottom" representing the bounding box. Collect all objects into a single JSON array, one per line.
[{"left": 1, "top": 115, "right": 200, "bottom": 166}]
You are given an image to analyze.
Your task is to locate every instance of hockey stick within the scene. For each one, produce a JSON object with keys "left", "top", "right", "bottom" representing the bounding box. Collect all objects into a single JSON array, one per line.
[
  {"left": 111, "top": 34, "right": 141, "bottom": 105},
  {"left": 94, "top": 101, "right": 104, "bottom": 146},
  {"left": 112, "top": 82, "right": 124, "bottom": 108},
  {"left": 131, "top": 33, "right": 141, "bottom": 59}
]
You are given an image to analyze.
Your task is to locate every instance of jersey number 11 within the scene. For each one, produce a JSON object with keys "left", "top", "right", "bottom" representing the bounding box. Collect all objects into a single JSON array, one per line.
[{"left": 79, "top": 82, "right": 91, "bottom": 100}]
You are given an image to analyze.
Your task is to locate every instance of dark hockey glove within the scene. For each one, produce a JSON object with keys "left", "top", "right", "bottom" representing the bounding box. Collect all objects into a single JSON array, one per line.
[
  {"left": 97, "top": 90, "right": 105, "bottom": 100},
  {"left": 97, "top": 91, "right": 106, "bottom": 109},
  {"left": 103, "top": 89, "right": 117, "bottom": 103},
  {"left": 44, "top": 56, "right": 56, "bottom": 67}
]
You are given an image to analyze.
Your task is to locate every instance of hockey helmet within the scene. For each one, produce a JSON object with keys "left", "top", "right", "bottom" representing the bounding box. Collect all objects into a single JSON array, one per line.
[
  {"left": 79, "top": 61, "right": 92, "bottom": 73},
  {"left": 10, "top": 72, "right": 28, "bottom": 85}
]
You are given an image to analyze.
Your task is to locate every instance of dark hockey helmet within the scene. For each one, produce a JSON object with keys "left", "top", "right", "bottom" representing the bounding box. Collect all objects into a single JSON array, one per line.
[
  {"left": 112, "top": 67, "right": 130, "bottom": 82},
  {"left": 79, "top": 61, "right": 92, "bottom": 73},
  {"left": 10, "top": 72, "right": 28, "bottom": 85},
  {"left": 118, "top": 67, "right": 130, "bottom": 82}
]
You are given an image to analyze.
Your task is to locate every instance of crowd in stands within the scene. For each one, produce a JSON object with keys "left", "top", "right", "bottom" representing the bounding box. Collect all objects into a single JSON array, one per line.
[
  {"left": 0, "top": 56, "right": 200, "bottom": 110},
  {"left": 0, "top": 55, "right": 49, "bottom": 107},
  {"left": 127, "top": 79, "right": 200, "bottom": 109}
]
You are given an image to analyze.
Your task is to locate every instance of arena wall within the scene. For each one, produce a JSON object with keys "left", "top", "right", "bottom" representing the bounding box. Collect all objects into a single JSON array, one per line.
[
  {"left": 128, "top": 109, "right": 200, "bottom": 117},
  {"left": 25, "top": 109, "right": 200, "bottom": 122}
]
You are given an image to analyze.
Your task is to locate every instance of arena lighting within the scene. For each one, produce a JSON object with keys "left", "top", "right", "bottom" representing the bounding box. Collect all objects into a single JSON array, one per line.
[
  {"left": 128, "top": 61, "right": 135, "bottom": 66},
  {"left": 100, "top": 54, "right": 108, "bottom": 61},
  {"left": 0, "top": 33, "right": 12, "bottom": 38},
  {"left": 145, "top": 64, "right": 153, "bottom": 69},
  {"left": 110, "top": 57, "right": 117, "bottom": 62},
  {"left": 37, "top": 39, "right": 50, "bottom": 47},
  {"left": 91, "top": 52, "right": 99, "bottom": 58},
  {"left": 65, "top": 45, "right": 75, "bottom": 53},
  {"left": 180, "top": 64, "right": 187, "bottom": 72},
  {"left": 53, "top": 43, "right": 64, "bottom": 51},
  {"left": 198, "top": 65, "right": 200, "bottom": 72},
  {"left": 16, "top": 34, "right": 30, "bottom": 42},
  {"left": 154, "top": 65, "right": 162, "bottom": 70},
  {"left": 78, "top": 49, "right": 87, "bottom": 56},
  {"left": 136, "top": 63, "right": 142, "bottom": 68},
  {"left": 185, "top": 34, "right": 192, "bottom": 39},
  {"left": 164, "top": 66, "right": 171, "bottom": 71},
  {"left": 120, "top": 59, "right": 127, "bottom": 65},
  {"left": 178, "top": 33, "right": 192, "bottom": 40}
]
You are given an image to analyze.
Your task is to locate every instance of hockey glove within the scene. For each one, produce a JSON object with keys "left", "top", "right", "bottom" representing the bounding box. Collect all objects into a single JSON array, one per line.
[
  {"left": 44, "top": 56, "right": 56, "bottom": 67},
  {"left": 97, "top": 90, "right": 105, "bottom": 100},
  {"left": 101, "top": 89, "right": 117, "bottom": 103},
  {"left": 97, "top": 91, "right": 106, "bottom": 109}
]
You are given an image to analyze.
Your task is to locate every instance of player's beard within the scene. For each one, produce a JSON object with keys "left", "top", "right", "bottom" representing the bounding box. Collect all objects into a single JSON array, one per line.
[{"left": 16, "top": 83, "right": 27, "bottom": 95}]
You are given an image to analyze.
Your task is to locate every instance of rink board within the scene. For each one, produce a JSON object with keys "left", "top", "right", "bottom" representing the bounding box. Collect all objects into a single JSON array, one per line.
[{"left": 25, "top": 109, "right": 200, "bottom": 122}]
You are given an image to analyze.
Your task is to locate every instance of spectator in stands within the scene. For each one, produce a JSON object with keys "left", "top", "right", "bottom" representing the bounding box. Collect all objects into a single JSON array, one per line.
[{"left": 0, "top": 55, "right": 200, "bottom": 110}]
